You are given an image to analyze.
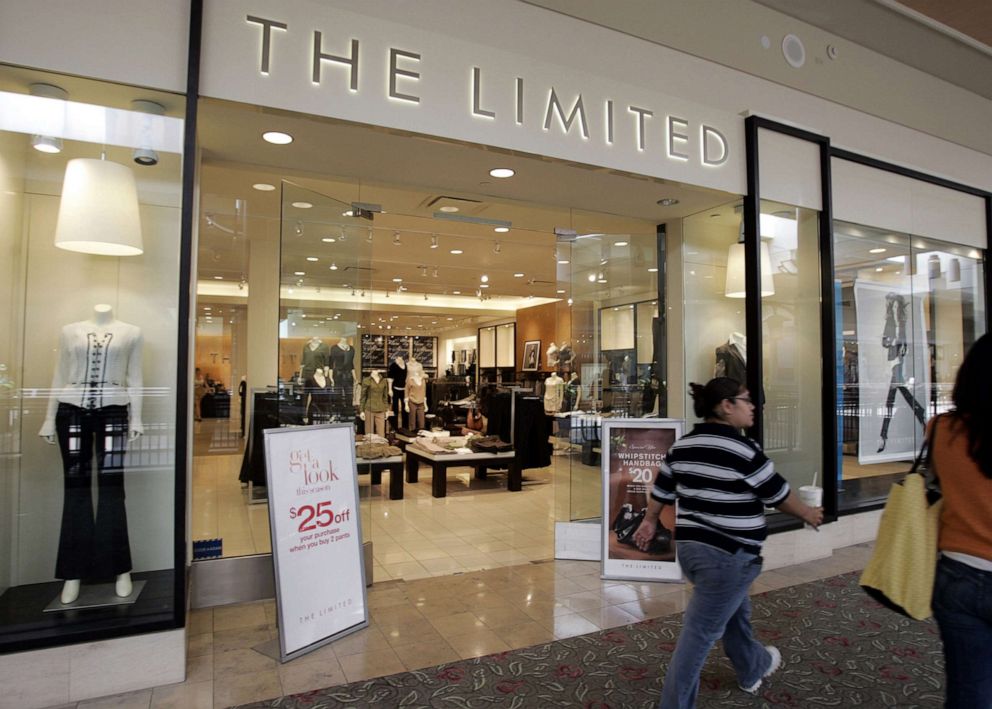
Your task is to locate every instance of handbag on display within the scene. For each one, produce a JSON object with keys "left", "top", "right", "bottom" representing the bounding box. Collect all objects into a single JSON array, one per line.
[
  {"left": 613, "top": 503, "right": 673, "bottom": 554},
  {"left": 859, "top": 418, "right": 942, "bottom": 621}
]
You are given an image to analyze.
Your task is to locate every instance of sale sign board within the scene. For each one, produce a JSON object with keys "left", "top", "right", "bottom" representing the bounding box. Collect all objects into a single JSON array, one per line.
[
  {"left": 264, "top": 424, "right": 368, "bottom": 661},
  {"left": 601, "top": 418, "right": 684, "bottom": 582}
]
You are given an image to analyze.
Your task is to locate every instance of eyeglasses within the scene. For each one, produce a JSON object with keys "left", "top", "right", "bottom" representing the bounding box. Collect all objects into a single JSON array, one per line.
[{"left": 729, "top": 396, "right": 753, "bottom": 405}]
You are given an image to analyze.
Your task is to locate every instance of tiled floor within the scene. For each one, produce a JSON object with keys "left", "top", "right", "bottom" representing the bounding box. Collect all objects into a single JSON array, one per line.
[{"left": 54, "top": 544, "right": 875, "bottom": 708}]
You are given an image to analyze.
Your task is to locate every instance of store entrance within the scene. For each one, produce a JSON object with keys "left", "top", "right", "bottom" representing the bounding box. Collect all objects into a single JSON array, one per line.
[{"left": 190, "top": 97, "right": 736, "bottom": 603}]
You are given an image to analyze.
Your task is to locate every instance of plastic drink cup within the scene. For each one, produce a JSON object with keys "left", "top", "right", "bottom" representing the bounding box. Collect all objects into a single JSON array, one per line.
[{"left": 798, "top": 485, "right": 823, "bottom": 529}]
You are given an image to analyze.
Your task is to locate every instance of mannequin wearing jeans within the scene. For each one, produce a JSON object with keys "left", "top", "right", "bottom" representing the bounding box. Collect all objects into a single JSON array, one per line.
[
  {"left": 39, "top": 304, "right": 143, "bottom": 604},
  {"left": 405, "top": 361, "right": 428, "bottom": 431}
]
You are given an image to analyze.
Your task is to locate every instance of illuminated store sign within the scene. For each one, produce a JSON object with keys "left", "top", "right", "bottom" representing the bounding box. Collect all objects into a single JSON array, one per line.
[
  {"left": 200, "top": 2, "right": 744, "bottom": 193},
  {"left": 245, "top": 14, "right": 728, "bottom": 168}
]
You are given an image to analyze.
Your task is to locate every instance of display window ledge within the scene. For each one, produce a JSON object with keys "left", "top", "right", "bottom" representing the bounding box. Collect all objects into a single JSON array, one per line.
[{"left": 0, "top": 570, "right": 180, "bottom": 655}]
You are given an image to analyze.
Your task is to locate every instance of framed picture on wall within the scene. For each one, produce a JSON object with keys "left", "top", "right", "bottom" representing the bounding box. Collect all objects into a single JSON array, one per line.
[{"left": 522, "top": 339, "right": 541, "bottom": 371}]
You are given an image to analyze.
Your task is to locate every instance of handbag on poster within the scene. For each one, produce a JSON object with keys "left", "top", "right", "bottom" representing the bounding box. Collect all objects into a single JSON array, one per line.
[{"left": 859, "top": 418, "right": 942, "bottom": 621}]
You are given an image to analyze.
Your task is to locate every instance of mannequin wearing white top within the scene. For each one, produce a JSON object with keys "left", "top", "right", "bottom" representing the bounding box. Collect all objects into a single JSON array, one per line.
[
  {"left": 544, "top": 372, "right": 565, "bottom": 414},
  {"left": 546, "top": 342, "right": 560, "bottom": 370},
  {"left": 405, "top": 361, "right": 429, "bottom": 431},
  {"left": 39, "top": 304, "right": 141, "bottom": 603}
]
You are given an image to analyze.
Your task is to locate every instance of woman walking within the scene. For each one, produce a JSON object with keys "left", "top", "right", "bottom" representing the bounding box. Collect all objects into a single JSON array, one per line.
[
  {"left": 930, "top": 333, "right": 992, "bottom": 709},
  {"left": 633, "top": 377, "right": 822, "bottom": 708}
]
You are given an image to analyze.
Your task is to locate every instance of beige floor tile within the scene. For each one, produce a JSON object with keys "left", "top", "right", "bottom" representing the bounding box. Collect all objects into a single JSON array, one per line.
[
  {"left": 392, "top": 640, "right": 462, "bottom": 671},
  {"left": 408, "top": 547, "right": 452, "bottom": 561},
  {"left": 427, "top": 611, "right": 487, "bottom": 637},
  {"left": 445, "top": 628, "right": 512, "bottom": 659},
  {"left": 186, "top": 653, "right": 213, "bottom": 684},
  {"left": 150, "top": 680, "right": 213, "bottom": 709},
  {"left": 415, "top": 597, "right": 471, "bottom": 618},
  {"left": 76, "top": 689, "right": 152, "bottom": 708},
  {"left": 213, "top": 647, "right": 278, "bottom": 677},
  {"left": 370, "top": 605, "right": 427, "bottom": 630},
  {"left": 463, "top": 591, "right": 518, "bottom": 611},
  {"left": 576, "top": 605, "right": 641, "bottom": 629},
  {"left": 329, "top": 625, "right": 394, "bottom": 658},
  {"left": 599, "top": 584, "right": 644, "bottom": 605},
  {"left": 562, "top": 591, "right": 605, "bottom": 613},
  {"left": 213, "top": 669, "right": 281, "bottom": 707},
  {"left": 212, "top": 603, "right": 268, "bottom": 632},
  {"left": 382, "top": 561, "right": 432, "bottom": 580},
  {"left": 615, "top": 595, "right": 684, "bottom": 621},
  {"left": 337, "top": 648, "right": 406, "bottom": 683},
  {"left": 420, "top": 556, "right": 468, "bottom": 574},
  {"left": 187, "top": 632, "right": 213, "bottom": 658},
  {"left": 544, "top": 612, "right": 601, "bottom": 639},
  {"left": 378, "top": 550, "right": 416, "bottom": 565},
  {"left": 278, "top": 658, "right": 347, "bottom": 696},
  {"left": 188, "top": 609, "right": 213, "bottom": 635},
  {"left": 475, "top": 605, "right": 533, "bottom": 630},
  {"left": 493, "top": 621, "right": 556, "bottom": 648},
  {"left": 212, "top": 624, "right": 272, "bottom": 653}
]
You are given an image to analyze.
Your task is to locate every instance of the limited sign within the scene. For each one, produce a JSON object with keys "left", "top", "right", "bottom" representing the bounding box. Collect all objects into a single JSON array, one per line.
[
  {"left": 601, "top": 418, "right": 684, "bottom": 583},
  {"left": 264, "top": 424, "right": 368, "bottom": 661}
]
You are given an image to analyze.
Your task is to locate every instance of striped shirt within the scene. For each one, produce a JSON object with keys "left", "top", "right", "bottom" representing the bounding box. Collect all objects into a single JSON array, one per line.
[{"left": 650, "top": 423, "right": 790, "bottom": 555}]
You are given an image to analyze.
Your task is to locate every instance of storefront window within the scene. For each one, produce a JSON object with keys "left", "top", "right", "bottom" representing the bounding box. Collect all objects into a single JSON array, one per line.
[
  {"left": 0, "top": 68, "right": 185, "bottom": 649},
  {"left": 834, "top": 220, "right": 986, "bottom": 508}
]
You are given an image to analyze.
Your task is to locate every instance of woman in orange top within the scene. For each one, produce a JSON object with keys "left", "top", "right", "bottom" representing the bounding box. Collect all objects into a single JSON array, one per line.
[{"left": 930, "top": 333, "right": 992, "bottom": 709}]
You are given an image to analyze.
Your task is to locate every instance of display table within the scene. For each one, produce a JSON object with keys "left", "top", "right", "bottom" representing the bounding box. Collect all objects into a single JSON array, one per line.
[
  {"left": 356, "top": 455, "right": 404, "bottom": 500},
  {"left": 404, "top": 447, "right": 519, "bottom": 497}
]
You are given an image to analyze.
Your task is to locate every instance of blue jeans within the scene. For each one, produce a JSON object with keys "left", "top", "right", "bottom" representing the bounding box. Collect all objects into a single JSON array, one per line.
[
  {"left": 933, "top": 556, "right": 992, "bottom": 709},
  {"left": 659, "top": 541, "right": 771, "bottom": 709}
]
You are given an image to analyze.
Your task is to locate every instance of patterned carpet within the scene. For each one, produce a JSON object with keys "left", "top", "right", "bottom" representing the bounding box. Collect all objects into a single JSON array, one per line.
[{"left": 234, "top": 570, "right": 945, "bottom": 708}]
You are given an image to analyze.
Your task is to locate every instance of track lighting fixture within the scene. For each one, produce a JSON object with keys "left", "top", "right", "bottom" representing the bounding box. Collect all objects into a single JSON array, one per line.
[
  {"left": 295, "top": 220, "right": 304, "bottom": 237},
  {"left": 493, "top": 241, "right": 502, "bottom": 254},
  {"left": 430, "top": 233, "right": 439, "bottom": 249},
  {"left": 29, "top": 83, "right": 67, "bottom": 154},
  {"left": 393, "top": 231, "right": 401, "bottom": 246},
  {"left": 131, "top": 99, "right": 165, "bottom": 166},
  {"left": 420, "top": 265, "right": 428, "bottom": 277},
  {"left": 329, "top": 262, "right": 338, "bottom": 270},
  {"left": 432, "top": 266, "right": 439, "bottom": 278},
  {"left": 366, "top": 228, "right": 373, "bottom": 243}
]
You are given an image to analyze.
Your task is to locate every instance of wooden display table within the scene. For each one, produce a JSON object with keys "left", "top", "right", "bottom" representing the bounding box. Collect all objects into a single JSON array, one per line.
[
  {"left": 404, "top": 447, "right": 519, "bottom": 498},
  {"left": 356, "top": 455, "right": 404, "bottom": 500}
]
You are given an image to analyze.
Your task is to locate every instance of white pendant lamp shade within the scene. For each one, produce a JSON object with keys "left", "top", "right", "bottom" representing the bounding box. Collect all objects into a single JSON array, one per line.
[
  {"left": 725, "top": 242, "right": 775, "bottom": 298},
  {"left": 55, "top": 158, "right": 143, "bottom": 256}
]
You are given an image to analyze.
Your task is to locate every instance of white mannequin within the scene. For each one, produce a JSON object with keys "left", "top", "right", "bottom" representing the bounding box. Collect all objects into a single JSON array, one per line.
[
  {"left": 41, "top": 304, "right": 139, "bottom": 603},
  {"left": 729, "top": 331, "right": 747, "bottom": 362},
  {"left": 544, "top": 372, "right": 565, "bottom": 414},
  {"left": 546, "top": 342, "right": 559, "bottom": 369}
]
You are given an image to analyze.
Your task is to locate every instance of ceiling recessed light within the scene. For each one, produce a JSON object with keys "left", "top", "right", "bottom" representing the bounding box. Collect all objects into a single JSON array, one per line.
[
  {"left": 869, "top": 247, "right": 887, "bottom": 254},
  {"left": 614, "top": 241, "right": 628, "bottom": 247},
  {"left": 598, "top": 278, "right": 607, "bottom": 284},
  {"left": 489, "top": 168, "right": 515, "bottom": 178},
  {"left": 587, "top": 273, "right": 596, "bottom": 282},
  {"left": 875, "top": 267, "right": 884, "bottom": 272},
  {"left": 306, "top": 257, "right": 318, "bottom": 262},
  {"left": 480, "top": 274, "right": 489, "bottom": 283},
  {"left": 450, "top": 249, "right": 463, "bottom": 255},
  {"left": 292, "top": 201, "right": 312, "bottom": 209},
  {"left": 480, "top": 284, "right": 489, "bottom": 288},
  {"left": 213, "top": 276, "right": 223, "bottom": 280},
  {"left": 341, "top": 210, "right": 354, "bottom": 217},
  {"left": 452, "top": 290, "right": 461, "bottom": 295},
  {"left": 262, "top": 131, "right": 293, "bottom": 145},
  {"left": 557, "top": 289, "right": 566, "bottom": 294},
  {"left": 557, "top": 259, "right": 570, "bottom": 265},
  {"left": 439, "top": 206, "right": 459, "bottom": 213},
  {"left": 647, "top": 267, "right": 659, "bottom": 272},
  {"left": 252, "top": 183, "right": 275, "bottom": 191},
  {"left": 493, "top": 226, "right": 509, "bottom": 233},
  {"left": 392, "top": 277, "right": 403, "bottom": 283},
  {"left": 513, "top": 273, "right": 524, "bottom": 278},
  {"left": 329, "top": 263, "right": 338, "bottom": 270},
  {"left": 294, "top": 271, "right": 305, "bottom": 276},
  {"left": 657, "top": 198, "right": 679, "bottom": 206},
  {"left": 321, "top": 237, "right": 336, "bottom": 243}
]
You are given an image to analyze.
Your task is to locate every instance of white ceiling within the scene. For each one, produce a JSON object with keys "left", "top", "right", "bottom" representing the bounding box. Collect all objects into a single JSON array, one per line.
[{"left": 196, "top": 98, "right": 736, "bottom": 328}]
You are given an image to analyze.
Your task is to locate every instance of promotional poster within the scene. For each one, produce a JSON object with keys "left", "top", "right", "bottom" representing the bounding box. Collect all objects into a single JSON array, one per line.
[
  {"left": 854, "top": 281, "right": 930, "bottom": 465},
  {"left": 264, "top": 424, "right": 368, "bottom": 661},
  {"left": 601, "top": 419, "right": 684, "bottom": 582}
]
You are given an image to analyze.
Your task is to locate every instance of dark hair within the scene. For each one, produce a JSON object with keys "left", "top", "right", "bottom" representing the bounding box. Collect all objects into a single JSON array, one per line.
[
  {"left": 688, "top": 377, "right": 744, "bottom": 419},
  {"left": 951, "top": 333, "right": 992, "bottom": 479}
]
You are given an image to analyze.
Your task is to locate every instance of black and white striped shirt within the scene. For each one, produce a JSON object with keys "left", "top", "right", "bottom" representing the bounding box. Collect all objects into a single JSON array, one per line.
[{"left": 650, "top": 423, "right": 790, "bottom": 555}]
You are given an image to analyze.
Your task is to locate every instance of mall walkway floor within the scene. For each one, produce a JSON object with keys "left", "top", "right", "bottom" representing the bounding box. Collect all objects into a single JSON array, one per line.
[{"left": 49, "top": 544, "right": 882, "bottom": 708}]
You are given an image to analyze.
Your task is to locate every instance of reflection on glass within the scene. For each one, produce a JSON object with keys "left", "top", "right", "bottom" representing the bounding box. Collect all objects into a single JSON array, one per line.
[
  {"left": 834, "top": 220, "right": 986, "bottom": 507},
  {"left": 760, "top": 201, "right": 822, "bottom": 493}
]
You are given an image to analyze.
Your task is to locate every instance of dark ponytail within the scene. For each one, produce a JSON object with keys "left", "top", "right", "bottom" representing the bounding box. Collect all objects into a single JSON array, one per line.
[
  {"left": 689, "top": 377, "right": 744, "bottom": 420},
  {"left": 951, "top": 333, "right": 992, "bottom": 479}
]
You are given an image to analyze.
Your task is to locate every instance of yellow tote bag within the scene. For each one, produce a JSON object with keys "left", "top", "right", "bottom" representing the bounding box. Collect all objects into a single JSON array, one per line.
[{"left": 859, "top": 468, "right": 942, "bottom": 621}]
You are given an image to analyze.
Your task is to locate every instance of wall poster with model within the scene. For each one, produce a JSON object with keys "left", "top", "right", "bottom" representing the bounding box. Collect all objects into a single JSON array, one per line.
[
  {"left": 601, "top": 419, "right": 683, "bottom": 582},
  {"left": 854, "top": 281, "right": 930, "bottom": 464}
]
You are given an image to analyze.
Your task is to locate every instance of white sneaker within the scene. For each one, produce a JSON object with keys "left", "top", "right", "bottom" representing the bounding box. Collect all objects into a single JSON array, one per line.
[{"left": 739, "top": 645, "right": 782, "bottom": 695}]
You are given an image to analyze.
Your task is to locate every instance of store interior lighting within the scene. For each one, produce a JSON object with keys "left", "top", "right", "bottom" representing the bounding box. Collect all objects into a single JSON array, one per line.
[
  {"left": 28, "top": 83, "right": 67, "bottom": 154},
  {"left": 55, "top": 157, "right": 143, "bottom": 256}
]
